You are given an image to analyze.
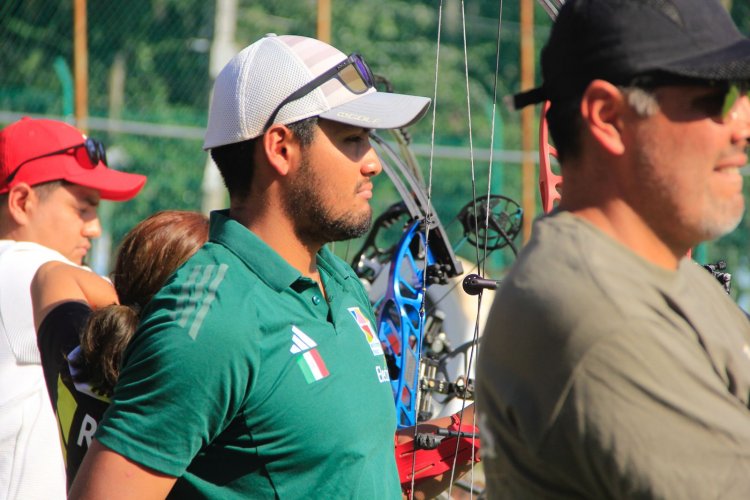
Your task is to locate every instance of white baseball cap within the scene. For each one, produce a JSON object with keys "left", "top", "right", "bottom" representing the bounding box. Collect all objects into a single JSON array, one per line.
[{"left": 203, "top": 34, "right": 431, "bottom": 149}]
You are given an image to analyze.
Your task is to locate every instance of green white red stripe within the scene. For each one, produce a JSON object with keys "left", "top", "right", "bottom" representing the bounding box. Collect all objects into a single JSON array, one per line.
[
  {"left": 297, "top": 349, "right": 329, "bottom": 383},
  {"left": 290, "top": 325, "right": 329, "bottom": 383}
]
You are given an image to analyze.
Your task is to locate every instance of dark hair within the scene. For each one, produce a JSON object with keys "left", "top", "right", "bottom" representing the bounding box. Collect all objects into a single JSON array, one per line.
[
  {"left": 545, "top": 97, "right": 584, "bottom": 164},
  {"left": 0, "top": 181, "right": 66, "bottom": 228},
  {"left": 210, "top": 116, "right": 318, "bottom": 200},
  {"left": 75, "top": 210, "right": 209, "bottom": 396},
  {"left": 32, "top": 180, "right": 67, "bottom": 199},
  {"left": 0, "top": 180, "right": 65, "bottom": 208}
]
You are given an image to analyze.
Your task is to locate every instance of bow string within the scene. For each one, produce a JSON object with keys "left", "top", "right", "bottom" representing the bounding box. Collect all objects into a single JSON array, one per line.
[{"left": 348, "top": 0, "right": 537, "bottom": 496}]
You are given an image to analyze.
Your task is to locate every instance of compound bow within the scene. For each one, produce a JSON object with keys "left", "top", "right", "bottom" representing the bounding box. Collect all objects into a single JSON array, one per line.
[
  {"left": 348, "top": 0, "right": 536, "bottom": 495},
  {"left": 350, "top": 128, "right": 521, "bottom": 497}
]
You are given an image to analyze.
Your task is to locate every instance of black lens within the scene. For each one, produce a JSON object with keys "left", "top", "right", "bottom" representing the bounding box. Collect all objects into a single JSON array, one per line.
[
  {"left": 96, "top": 141, "right": 107, "bottom": 166},
  {"left": 84, "top": 138, "right": 107, "bottom": 166}
]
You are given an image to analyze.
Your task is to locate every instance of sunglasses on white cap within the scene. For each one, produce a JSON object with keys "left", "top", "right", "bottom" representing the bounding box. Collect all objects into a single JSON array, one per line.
[{"left": 263, "top": 52, "right": 375, "bottom": 132}]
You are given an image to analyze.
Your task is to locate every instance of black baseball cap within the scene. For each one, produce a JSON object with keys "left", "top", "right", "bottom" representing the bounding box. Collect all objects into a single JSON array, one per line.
[{"left": 513, "top": 0, "right": 750, "bottom": 109}]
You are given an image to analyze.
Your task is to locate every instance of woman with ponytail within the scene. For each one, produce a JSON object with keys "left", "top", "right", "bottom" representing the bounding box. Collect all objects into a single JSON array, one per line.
[{"left": 31, "top": 210, "right": 209, "bottom": 487}]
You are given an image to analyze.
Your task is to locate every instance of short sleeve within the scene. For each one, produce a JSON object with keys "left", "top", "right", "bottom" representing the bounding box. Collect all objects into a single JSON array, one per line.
[
  {"left": 95, "top": 292, "right": 256, "bottom": 476},
  {"left": 0, "top": 242, "right": 71, "bottom": 364}
]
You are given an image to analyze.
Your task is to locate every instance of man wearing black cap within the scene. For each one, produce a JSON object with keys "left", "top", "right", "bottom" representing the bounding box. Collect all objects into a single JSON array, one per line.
[{"left": 477, "top": 0, "right": 750, "bottom": 497}]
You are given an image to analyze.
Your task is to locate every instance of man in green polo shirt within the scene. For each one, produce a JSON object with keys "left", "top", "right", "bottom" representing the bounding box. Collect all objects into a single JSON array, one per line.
[{"left": 69, "top": 35, "right": 440, "bottom": 498}]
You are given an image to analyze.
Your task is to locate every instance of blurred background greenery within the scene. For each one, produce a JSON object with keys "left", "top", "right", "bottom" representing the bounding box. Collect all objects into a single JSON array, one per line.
[{"left": 2, "top": 0, "right": 750, "bottom": 307}]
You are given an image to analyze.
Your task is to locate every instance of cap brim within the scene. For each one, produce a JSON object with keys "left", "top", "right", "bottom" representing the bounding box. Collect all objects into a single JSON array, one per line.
[
  {"left": 319, "top": 92, "right": 431, "bottom": 130},
  {"left": 66, "top": 167, "right": 147, "bottom": 201},
  {"left": 513, "top": 39, "right": 750, "bottom": 109},
  {"left": 511, "top": 87, "right": 547, "bottom": 109},
  {"left": 3, "top": 152, "right": 147, "bottom": 201}
]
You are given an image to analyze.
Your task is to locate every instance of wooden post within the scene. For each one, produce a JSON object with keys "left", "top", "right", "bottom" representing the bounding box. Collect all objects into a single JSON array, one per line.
[
  {"left": 202, "top": 0, "right": 238, "bottom": 215},
  {"left": 317, "top": 0, "right": 331, "bottom": 43},
  {"left": 520, "top": 0, "right": 535, "bottom": 243},
  {"left": 73, "top": 0, "right": 88, "bottom": 132}
]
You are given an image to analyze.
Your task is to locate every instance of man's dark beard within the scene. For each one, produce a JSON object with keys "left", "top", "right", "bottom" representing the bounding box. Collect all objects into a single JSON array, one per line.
[{"left": 283, "top": 157, "right": 373, "bottom": 243}]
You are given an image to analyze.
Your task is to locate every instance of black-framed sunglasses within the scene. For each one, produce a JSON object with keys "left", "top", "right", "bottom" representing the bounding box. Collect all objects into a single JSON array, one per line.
[
  {"left": 3, "top": 137, "right": 107, "bottom": 187},
  {"left": 263, "top": 52, "right": 375, "bottom": 132},
  {"left": 629, "top": 73, "right": 750, "bottom": 120}
]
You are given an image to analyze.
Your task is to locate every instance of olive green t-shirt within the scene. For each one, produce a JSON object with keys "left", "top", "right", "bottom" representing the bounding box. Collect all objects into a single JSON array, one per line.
[
  {"left": 97, "top": 210, "right": 400, "bottom": 499},
  {"left": 478, "top": 211, "right": 750, "bottom": 499}
]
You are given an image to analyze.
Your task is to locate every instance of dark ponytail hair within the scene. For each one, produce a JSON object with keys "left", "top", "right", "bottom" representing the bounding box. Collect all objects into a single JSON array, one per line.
[
  {"left": 73, "top": 210, "right": 209, "bottom": 396},
  {"left": 76, "top": 305, "right": 139, "bottom": 396}
]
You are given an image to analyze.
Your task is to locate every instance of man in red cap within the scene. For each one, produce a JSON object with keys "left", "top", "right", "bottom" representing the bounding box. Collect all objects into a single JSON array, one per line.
[{"left": 0, "top": 117, "right": 146, "bottom": 499}]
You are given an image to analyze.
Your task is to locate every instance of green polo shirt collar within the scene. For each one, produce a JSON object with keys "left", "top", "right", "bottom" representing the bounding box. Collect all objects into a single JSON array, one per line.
[{"left": 208, "top": 210, "right": 352, "bottom": 292}]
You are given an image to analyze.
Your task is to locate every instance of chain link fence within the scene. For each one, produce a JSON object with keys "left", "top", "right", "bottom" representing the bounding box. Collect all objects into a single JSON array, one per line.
[
  {"left": 1, "top": 0, "right": 536, "bottom": 275},
  {"left": 8, "top": 1, "right": 747, "bottom": 290},
  {"left": 1, "top": 0, "right": 220, "bottom": 272}
]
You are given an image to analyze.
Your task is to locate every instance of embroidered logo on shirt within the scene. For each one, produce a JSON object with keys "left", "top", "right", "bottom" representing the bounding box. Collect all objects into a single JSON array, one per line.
[
  {"left": 290, "top": 325, "right": 329, "bottom": 383},
  {"left": 347, "top": 307, "right": 384, "bottom": 356}
]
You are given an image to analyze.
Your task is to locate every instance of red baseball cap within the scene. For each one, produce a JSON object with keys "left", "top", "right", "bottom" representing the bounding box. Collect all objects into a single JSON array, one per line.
[{"left": 0, "top": 117, "right": 146, "bottom": 201}]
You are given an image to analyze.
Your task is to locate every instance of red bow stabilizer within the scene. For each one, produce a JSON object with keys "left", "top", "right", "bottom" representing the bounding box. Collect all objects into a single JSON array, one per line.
[{"left": 394, "top": 413, "right": 481, "bottom": 489}]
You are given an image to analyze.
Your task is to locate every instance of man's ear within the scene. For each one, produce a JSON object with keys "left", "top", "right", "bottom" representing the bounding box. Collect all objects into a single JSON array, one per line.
[
  {"left": 262, "top": 124, "right": 302, "bottom": 176},
  {"left": 580, "top": 79, "right": 628, "bottom": 156},
  {"left": 6, "top": 183, "right": 36, "bottom": 226}
]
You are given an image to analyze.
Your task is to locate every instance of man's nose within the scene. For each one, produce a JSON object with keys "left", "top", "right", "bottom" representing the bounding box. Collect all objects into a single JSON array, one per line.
[
  {"left": 728, "top": 95, "right": 750, "bottom": 144},
  {"left": 83, "top": 216, "right": 102, "bottom": 239},
  {"left": 362, "top": 147, "right": 382, "bottom": 177}
]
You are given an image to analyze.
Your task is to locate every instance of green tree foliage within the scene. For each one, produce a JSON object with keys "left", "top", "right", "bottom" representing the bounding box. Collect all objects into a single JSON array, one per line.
[
  {"left": 2, "top": 0, "right": 540, "bottom": 272},
  {"left": 2, "top": 0, "right": 749, "bottom": 295}
]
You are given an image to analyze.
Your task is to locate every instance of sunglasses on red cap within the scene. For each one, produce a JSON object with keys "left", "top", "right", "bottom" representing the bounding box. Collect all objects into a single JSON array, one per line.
[
  {"left": 3, "top": 137, "right": 108, "bottom": 187},
  {"left": 263, "top": 52, "right": 375, "bottom": 132}
]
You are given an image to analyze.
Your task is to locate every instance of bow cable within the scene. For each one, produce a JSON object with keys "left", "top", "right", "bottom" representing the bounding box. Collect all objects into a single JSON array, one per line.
[
  {"left": 408, "top": 0, "right": 446, "bottom": 496},
  {"left": 444, "top": 0, "right": 506, "bottom": 496},
  {"left": 445, "top": 1, "right": 480, "bottom": 497}
]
